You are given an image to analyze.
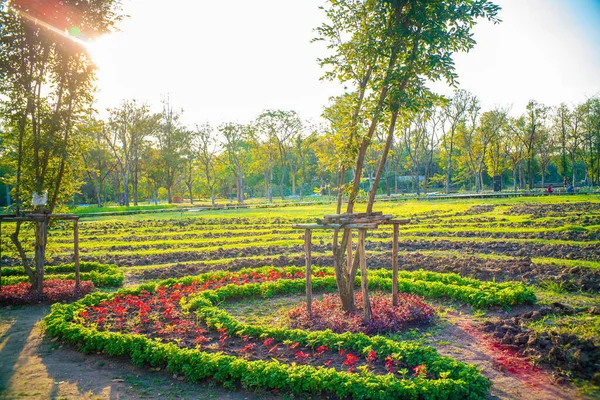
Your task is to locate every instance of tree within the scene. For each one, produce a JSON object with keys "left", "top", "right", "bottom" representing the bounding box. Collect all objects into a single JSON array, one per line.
[
  {"left": 195, "top": 123, "right": 219, "bottom": 206},
  {"left": 516, "top": 100, "right": 548, "bottom": 189},
  {"left": 538, "top": 128, "right": 556, "bottom": 188},
  {"left": 104, "top": 100, "right": 157, "bottom": 206},
  {"left": 506, "top": 118, "right": 527, "bottom": 191},
  {"left": 567, "top": 103, "right": 586, "bottom": 187},
  {"left": 554, "top": 103, "right": 571, "bottom": 182},
  {"left": 441, "top": 90, "right": 474, "bottom": 193},
  {"left": 0, "top": 0, "right": 122, "bottom": 297},
  {"left": 257, "top": 110, "right": 301, "bottom": 199},
  {"left": 219, "top": 123, "right": 251, "bottom": 204},
  {"left": 581, "top": 97, "right": 600, "bottom": 185},
  {"left": 156, "top": 99, "right": 188, "bottom": 203},
  {"left": 316, "top": 0, "right": 500, "bottom": 314},
  {"left": 80, "top": 115, "right": 117, "bottom": 207}
]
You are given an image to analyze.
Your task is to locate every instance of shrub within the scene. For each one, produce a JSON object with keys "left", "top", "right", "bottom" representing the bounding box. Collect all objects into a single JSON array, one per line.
[
  {"left": 0, "top": 279, "right": 95, "bottom": 305},
  {"left": 287, "top": 291, "right": 435, "bottom": 334}
]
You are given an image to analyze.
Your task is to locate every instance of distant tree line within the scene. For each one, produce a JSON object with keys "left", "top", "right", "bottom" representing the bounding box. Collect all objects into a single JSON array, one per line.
[
  {"left": 2, "top": 91, "right": 599, "bottom": 208},
  {"left": 68, "top": 91, "right": 600, "bottom": 206}
]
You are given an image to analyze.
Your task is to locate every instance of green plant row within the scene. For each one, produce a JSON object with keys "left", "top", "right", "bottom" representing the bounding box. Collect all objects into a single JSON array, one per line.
[
  {"left": 1, "top": 262, "right": 124, "bottom": 287},
  {"left": 366, "top": 269, "right": 536, "bottom": 306},
  {"left": 44, "top": 272, "right": 491, "bottom": 399}
]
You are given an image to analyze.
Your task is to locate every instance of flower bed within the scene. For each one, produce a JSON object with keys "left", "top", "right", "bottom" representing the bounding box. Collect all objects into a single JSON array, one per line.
[
  {"left": 0, "top": 279, "right": 95, "bottom": 305},
  {"left": 287, "top": 291, "right": 435, "bottom": 334},
  {"left": 42, "top": 266, "right": 519, "bottom": 399},
  {"left": 1, "top": 261, "right": 124, "bottom": 288}
]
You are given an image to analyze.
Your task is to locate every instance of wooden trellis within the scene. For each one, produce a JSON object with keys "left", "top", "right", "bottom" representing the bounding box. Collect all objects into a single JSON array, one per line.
[
  {"left": 0, "top": 213, "right": 81, "bottom": 291},
  {"left": 293, "top": 212, "right": 409, "bottom": 320}
]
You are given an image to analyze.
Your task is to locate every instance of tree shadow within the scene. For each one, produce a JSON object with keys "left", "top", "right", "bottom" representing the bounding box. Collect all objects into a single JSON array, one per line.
[{"left": 0, "top": 304, "right": 46, "bottom": 394}]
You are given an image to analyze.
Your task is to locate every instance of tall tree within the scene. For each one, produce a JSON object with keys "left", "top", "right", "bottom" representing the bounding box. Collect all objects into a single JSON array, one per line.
[
  {"left": 220, "top": 122, "right": 251, "bottom": 204},
  {"left": 156, "top": 99, "right": 187, "bottom": 203},
  {"left": 257, "top": 110, "right": 301, "bottom": 199},
  {"left": 441, "top": 90, "right": 474, "bottom": 193},
  {"left": 0, "top": 0, "right": 122, "bottom": 296},
  {"left": 316, "top": 0, "right": 500, "bottom": 313},
  {"left": 81, "top": 114, "right": 117, "bottom": 207},
  {"left": 104, "top": 100, "right": 156, "bottom": 206},
  {"left": 195, "top": 123, "right": 220, "bottom": 206}
]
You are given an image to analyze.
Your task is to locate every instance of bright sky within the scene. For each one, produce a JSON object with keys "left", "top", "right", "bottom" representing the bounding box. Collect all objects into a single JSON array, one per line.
[{"left": 88, "top": 0, "right": 600, "bottom": 125}]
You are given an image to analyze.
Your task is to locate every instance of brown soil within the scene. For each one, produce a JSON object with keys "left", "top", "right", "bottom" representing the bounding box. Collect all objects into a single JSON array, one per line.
[
  {"left": 505, "top": 202, "right": 600, "bottom": 218},
  {"left": 0, "top": 305, "right": 275, "bottom": 400},
  {"left": 433, "top": 312, "right": 586, "bottom": 399},
  {"left": 481, "top": 303, "right": 600, "bottom": 383}
]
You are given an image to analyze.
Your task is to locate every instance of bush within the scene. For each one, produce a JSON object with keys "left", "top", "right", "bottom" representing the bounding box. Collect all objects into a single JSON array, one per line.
[
  {"left": 0, "top": 279, "right": 95, "bottom": 305},
  {"left": 288, "top": 291, "right": 435, "bottom": 334}
]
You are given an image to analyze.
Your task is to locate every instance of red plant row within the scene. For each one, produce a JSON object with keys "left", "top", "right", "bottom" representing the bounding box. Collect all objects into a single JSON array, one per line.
[
  {"left": 287, "top": 292, "right": 435, "bottom": 334},
  {"left": 0, "top": 279, "right": 95, "bottom": 305}
]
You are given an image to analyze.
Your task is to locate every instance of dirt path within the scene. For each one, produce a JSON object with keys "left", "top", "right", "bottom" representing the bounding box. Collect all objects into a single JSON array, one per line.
[
  {"left": 0, "top": 305, "right": 275, "bottom": 400},
  {"left": 433, "top": 311, "right": 584, "bottom": 400}
]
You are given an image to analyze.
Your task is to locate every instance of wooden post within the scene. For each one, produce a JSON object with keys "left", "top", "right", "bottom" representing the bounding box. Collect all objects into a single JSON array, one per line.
[
  {"left": 304, "top": 229, "right": 312, "bottom": 318},
  {"left": 0, "top": 222, "right": 2, "bottom": 291},
  {"left": 346, "top": 228, "right": 352, "bottom": 274},
  {"left": 358, "top": 228, "right": 372, "bottom": 321},
  {"left": 74, "top": 218, "right": 80, "bottom": 291},
  {"left": 392, "top": 223, "right": 399, "bottom": 306}
]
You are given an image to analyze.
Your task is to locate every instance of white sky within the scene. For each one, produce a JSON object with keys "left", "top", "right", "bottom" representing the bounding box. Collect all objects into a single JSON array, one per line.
[{"left": 89, "top": 0, "right": 600, "bottom": 125}]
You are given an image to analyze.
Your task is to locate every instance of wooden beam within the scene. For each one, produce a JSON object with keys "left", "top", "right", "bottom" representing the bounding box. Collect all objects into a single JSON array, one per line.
[
  {"left": 346, "top": 228, "right": 352, "bottom": 276},
  {"left": 292, "top": 223, "right": 379, "bottom": 230},
  {"left": 358, "top": 228, "right": 372, "bottom": 322},
  {"left": 392, "top": 223, "right": 399, "bottom": 306},
  {"left": 304, "top": 229, "right": 312, "bottom": 319},
  {"left": 383, "top": 219, "right": 410, "bottom": 225}
]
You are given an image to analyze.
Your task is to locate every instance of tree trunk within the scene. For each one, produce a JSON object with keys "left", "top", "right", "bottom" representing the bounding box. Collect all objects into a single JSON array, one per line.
[
  {"left": 33, "top": 218, "right": 48, "bottom": 299},
  {"left": 264, "top": 170, "right": 269, "bottom": 201},
  {"left": 291, "top": 173, "right": 296, "bottom": 196},
  {"left": 269, "top": 157, "right": 273, "bottom": 203},
  {"left": 188, "top": 184, "right": 194, "bottom": 204},
  {"left": 238, "top": 173, "right": 245, "bottom": 204},
  {"left": 167, "top": 185, "right": 172, "bottom": 203},
  {"left": 571, "top": 155, "right": 576, "bottom": 186},
  {"left": 122, "top": 171, "right": 129, "bottom": 206},
  {"left": 385, "top": 162, "right": 391, "bottom": 196},
  {"left": 445, "top": 150, "right": 453, "bottom": 194},
  {"left": 280, "top": 165, "right": 285, "bottom": 200},
  {"left": 211, "top": 189, "right": 215, "bottom": 206},
  {"left": 394, "top": 162, "right": 399, "bottom": 194},
  {"left": 541, "top": 168, "right": 545, "bottom": 188}
]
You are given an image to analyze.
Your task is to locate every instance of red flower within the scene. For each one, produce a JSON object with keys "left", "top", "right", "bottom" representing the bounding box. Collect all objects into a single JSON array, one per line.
[{"left": 413, "top": 364, "right": 427, "bottom": 377}]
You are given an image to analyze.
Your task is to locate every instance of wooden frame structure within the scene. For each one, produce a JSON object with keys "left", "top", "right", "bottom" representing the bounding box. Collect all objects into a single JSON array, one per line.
[
  {"left": 0, "top": 213, "right": 81, "bottom": 291},
  {"left": 293, "top": 212, "right": 409, "bottom": 320}
]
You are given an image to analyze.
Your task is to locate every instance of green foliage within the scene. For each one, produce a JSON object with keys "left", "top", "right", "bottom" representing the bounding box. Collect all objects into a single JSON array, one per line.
[{"left": 1, "top": 261, "right": 123, "bottom": 287}]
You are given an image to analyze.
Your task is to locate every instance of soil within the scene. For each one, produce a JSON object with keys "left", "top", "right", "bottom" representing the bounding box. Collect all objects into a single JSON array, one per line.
[
  {"left": 505, "top": 202, "right": 600, "bottom": 218},
  {"left": 0, "top": 305, "right": 276, "bottom": 400},
  {"left": 433, "top": 311, "right": 585, "bottom": 400},
  {"left": 480, "top": 303, "right": 600, "bottom": 383}
]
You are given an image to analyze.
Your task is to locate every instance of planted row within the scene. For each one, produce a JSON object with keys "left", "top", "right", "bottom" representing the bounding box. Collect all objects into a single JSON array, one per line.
[{"left": 1, "top": 262, "right": 124, "bottom": 288}]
